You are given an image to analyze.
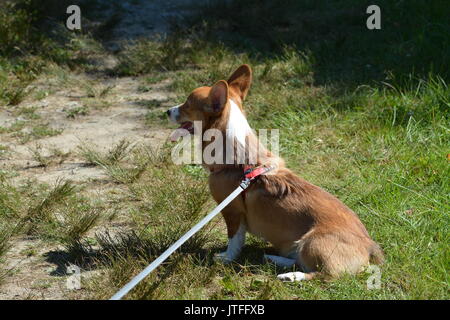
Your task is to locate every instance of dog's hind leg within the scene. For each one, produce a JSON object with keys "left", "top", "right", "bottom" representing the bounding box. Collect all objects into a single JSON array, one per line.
[
  {"left": 264, "top": 254, "right": 296, "bottom": 268},
  {"left": 264, "top": 254, "right": 320, "bottom": 281},
  {"left": 277, "top": 272, "right": 319, "bottom": 282}
]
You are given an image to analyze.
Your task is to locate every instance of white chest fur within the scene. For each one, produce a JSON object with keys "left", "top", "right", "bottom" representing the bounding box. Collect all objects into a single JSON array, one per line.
[{"left": 226, "top": 100, "right": 252, "bottom": 147}]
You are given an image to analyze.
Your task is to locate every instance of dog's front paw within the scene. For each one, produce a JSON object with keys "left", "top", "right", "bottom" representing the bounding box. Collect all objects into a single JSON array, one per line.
[{"left": 213, "top": 251, "right": 233, "bottom": 264}]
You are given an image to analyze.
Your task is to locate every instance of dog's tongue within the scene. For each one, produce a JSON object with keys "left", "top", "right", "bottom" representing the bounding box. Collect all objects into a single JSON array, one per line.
[{"left": 170, "top": 122, "right": 191, "bottom": 142}]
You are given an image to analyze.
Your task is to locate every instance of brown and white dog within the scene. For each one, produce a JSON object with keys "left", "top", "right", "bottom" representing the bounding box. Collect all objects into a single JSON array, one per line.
[{"left": 166, "top": 65, "right": 384, "bottom": 281}]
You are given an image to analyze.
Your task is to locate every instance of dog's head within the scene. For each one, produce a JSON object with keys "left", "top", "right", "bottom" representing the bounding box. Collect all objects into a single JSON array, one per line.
[{"left": 167, "top": 64, "right": 252, "bottom": 140}]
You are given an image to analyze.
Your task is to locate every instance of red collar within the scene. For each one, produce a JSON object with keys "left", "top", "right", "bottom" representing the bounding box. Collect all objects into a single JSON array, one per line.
[
  {"left": 243, "top": 165, "right": 273, "bottom": 180},
  {"left": 241, "top": 165, "right": 275, "bottom": 201}
]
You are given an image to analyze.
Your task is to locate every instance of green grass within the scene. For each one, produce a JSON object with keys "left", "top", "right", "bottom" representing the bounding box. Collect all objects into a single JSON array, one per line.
[
  {"left": 65, "top": 105, "right": 89, "bottom": 118},
  {"left": 13, "top": 106, "right": 41, "bottom": 120},
  {"left": 83, "top": 81, "right": 115, "bottom": 99},
  {"left": 0, "top": 0, "right": 106, "bottom": 106},
  {"left": 16, "top": 123, "right": 63, "bottom": 144},
  {"left": 0, "top": 176, "right": 103, "bottom": 248},
  {"left": 78, "top": 139, "right": 135, "bottom": 167},
  {"left": 0, "top": 118, "right": 63, "bottom": 144},
  {"left": 0, "top": 0, "right": 448, "bottom": 300},
  {"left": 28, "top": 144, "right": 70, "bottom": 167}
]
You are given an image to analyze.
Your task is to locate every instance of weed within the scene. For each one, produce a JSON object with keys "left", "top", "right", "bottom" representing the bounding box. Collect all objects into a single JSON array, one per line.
[
  {"left": 66, "top": 106, "right": 89, "bottom": 118},
  {"left": 23, "top": 179, "right": 76, "bottom": 234}
]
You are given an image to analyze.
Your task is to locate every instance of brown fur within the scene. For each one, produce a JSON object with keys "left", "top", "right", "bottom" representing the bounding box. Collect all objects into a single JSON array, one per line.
[{"left": 169, "top": 64, "right": 384, "bottom": 280}]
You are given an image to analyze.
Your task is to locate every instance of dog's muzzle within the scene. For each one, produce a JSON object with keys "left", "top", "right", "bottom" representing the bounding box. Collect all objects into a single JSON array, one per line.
[{"left": 167, "top": 105, "right": 181, "bottom": 123}]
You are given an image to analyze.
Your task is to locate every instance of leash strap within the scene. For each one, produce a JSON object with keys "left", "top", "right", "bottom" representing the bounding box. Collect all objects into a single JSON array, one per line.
[{"left": 110, "top": 165, "right": 274, "bottom": 300}]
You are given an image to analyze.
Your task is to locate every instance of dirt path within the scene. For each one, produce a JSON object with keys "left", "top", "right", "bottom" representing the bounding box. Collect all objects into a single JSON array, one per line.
[
  {"left": 0, "top": 74, "right": 173, "bottom": 185},
  {"left": 0, "top": 0, "right": 203, "bottom": 300}
]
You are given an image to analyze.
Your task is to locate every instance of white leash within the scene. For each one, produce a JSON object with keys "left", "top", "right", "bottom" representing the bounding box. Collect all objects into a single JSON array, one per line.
[{"left": 110, "top": 180, "right": 251, "bottom": 300}]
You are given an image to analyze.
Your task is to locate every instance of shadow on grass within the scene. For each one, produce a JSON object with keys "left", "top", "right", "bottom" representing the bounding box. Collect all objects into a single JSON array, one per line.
[
  {"left": 179, "top": 0, "right": 449, "bottom": 87},
  {"left": 17, "top": 0, "right": 449, "bottom": 89},
  {"left": 43, "top": 231, "right": 283, "bottom": 278}
]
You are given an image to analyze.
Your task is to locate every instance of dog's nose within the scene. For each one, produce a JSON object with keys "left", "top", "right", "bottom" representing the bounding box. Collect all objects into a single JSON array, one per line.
[{"left": 166, "top": 109, "right": 171, "bottom": 116}]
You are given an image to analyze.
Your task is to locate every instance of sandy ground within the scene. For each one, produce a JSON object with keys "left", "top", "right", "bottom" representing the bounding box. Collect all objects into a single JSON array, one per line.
[
  {"left": 0, "top": 0, "right": 203, "bottom": 299},
  {"left": 0, "top": 75, "right": 174, "bottom": 185}
]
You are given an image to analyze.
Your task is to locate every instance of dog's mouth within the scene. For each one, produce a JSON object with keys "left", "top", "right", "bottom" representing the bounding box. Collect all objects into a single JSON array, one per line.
[
  {"left": 170, "top": 121, "right": 194, "bottom": 141},
  {"left": 179, "top": 121, "right": 194, "bottom": 134}
]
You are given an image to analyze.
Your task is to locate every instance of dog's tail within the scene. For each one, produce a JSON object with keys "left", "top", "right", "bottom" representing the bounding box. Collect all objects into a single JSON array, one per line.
[{"left": 369, "top": 242, "right": 385, "bottom": 265}]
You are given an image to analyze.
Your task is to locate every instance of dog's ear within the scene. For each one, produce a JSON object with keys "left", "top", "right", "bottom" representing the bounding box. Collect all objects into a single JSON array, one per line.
[
  {"left": 207, "top": 80, "right": 229, "bottom": 113},
  {"left": 227, "top": 64, "right": 252, "bottom": 101}
]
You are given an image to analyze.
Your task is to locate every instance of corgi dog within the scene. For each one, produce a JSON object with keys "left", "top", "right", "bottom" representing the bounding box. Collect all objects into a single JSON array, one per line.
[{"left": 166, "top": 65, "right": 384, "bottom": 281}]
